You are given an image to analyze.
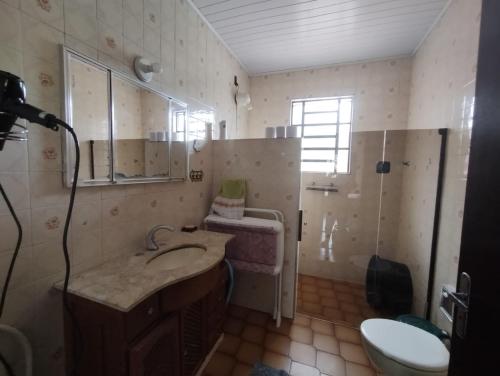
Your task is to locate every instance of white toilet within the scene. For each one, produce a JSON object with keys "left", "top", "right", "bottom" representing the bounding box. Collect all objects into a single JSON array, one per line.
[{"left": 360, "top": 319, "right": 449, "bottom": 376}]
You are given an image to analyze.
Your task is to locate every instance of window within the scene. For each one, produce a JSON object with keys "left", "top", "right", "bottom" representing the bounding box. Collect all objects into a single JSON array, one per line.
[
  {"left": 172, "top": 109, "right": 187, "bottom": 142},
  {"left": 291, "top": 97, "right": 353, "bottom": 173},
  {"left": 187, "top": 110, "right": 214, "bottom": 141}
]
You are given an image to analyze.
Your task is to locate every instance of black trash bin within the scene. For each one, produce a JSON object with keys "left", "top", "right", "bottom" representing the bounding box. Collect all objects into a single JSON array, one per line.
[{"left": 366, "top": 255, "right": 413, "bottom": 314}]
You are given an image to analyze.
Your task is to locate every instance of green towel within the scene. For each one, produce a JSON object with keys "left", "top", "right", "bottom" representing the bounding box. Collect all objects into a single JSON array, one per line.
[{"left": 219, "top": 179, "right": 246, "bottom": 199}]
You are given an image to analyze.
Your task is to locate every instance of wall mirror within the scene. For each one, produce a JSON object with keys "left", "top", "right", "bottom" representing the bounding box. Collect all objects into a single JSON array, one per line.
[{"left": 62, "top": 47, "right": 188, "bottom": 186}]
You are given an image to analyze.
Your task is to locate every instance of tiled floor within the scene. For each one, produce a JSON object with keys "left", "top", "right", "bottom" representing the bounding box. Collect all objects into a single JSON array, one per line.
[
  {"left": 203, "top": 304, "right": 379, "bottom": 376},
  {"left": 296, "top": 274, "right": 384, "bottom": 327}
]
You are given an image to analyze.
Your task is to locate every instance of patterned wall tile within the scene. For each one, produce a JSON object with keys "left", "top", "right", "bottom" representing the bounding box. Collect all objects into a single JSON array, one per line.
[
  {"left": 212, "top": 139, "right": 301, "bottom": 318},
  {"left": 248, "top": 57, "right": 412, "bottom": 138},
  {"left": 406, "top": 0, "right": 481, "bottom": 331}
]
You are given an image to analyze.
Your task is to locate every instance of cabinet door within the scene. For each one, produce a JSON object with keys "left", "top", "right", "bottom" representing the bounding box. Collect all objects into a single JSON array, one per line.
[
  {"left": 181, "top": 300, "right": 205, "bottom": 376},
  {"left": 129, "top": 315, "right": 181, "bottom": 376}
]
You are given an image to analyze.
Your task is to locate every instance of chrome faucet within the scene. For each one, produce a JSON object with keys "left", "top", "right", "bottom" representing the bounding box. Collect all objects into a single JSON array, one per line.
[{"left": 145, "top": 225, "right": 175, "bottom": 251}]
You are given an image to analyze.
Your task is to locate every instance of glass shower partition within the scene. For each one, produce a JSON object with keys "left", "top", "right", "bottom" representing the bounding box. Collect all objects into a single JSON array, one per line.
[{"left": 297, "top": 128, "right": 443, "bottom": 326}]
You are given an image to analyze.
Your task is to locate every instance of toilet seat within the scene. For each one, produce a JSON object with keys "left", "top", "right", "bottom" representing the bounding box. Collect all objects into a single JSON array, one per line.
[{"left": 361, "top": 319, "right": 449, "bottom": 372}]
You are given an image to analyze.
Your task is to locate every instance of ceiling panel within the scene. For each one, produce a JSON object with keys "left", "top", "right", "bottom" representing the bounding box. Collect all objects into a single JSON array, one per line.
[{"left": 192, "top": 0, "right": 449, "bottom": 74}]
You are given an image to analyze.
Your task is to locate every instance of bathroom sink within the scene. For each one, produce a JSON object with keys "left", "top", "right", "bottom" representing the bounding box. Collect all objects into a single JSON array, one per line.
[{"left": 145, "top": 244, "right": 207, "bottom": 271}]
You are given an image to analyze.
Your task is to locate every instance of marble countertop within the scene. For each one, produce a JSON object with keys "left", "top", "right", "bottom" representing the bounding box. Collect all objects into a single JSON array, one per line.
[{"left": 54, "top": 230, "right": 233, "bottom": 312}]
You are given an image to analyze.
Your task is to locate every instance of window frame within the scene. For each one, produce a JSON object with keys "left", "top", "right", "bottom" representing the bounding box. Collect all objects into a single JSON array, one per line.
[{"left": 290, "top": 96, "right": 353, "bottom": 174}]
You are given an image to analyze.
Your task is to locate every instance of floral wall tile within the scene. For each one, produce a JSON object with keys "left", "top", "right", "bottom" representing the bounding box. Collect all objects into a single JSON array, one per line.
[{"left": 406, "top": 0, "right": 481, "bottom": 331}]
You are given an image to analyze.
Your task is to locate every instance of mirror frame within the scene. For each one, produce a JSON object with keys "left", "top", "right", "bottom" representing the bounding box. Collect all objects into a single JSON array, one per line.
[{"left": 61, "top": 46, "right": 188, "bottom": 187}]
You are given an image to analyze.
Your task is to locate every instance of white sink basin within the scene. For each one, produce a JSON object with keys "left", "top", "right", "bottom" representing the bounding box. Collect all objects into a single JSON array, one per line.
[{"left": 146, "top": 244, "right": 207, "bottom": 271}]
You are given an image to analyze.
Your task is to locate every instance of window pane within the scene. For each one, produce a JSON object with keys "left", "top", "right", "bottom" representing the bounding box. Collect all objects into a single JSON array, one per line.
[
  {"left": 292, "top": 102, "right": 303, "bottom": 125},
  {"left": 304, "top": 112, "right": 338, "bottom": 125},
  {"left": 304, "top": 99, "right": 338, "bottom": 112},
  {"left": 302, "top": 137, "right": 336, "bottom": 148},
  {"left": 301, "top": 161, "right": 335, "bottom": 172},
  {"left": 338, "top": 124, "right": 351, "bottom": 148},
  {"left": 339, "top": 98, "right": 352, "bottom": 123},
  {"left": 337, "top": 150, "right": 350, "bottom": 173},
  {"left": 302, "top": 149, "right": 335, "bottom": 161},
  {"left": 303, "top": 125, "right": 337, "bottom": 137}
]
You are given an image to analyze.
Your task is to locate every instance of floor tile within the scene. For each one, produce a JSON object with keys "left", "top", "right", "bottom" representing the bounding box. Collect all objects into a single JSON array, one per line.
[
  {"left": 323, "top": 307, "right": 344, "bottom": 321},
  {"left": 231, "top": 362, "right": 253, "bottom": 376},
  {"left": 290, "top": 361, "right": 320, "bottom": 376},
  {"left": 316, "top": 351, "right": 346, "bottom": 376},
  {"left": 241, "top": 324, "right": 266, "bottom": 345},
  {"left": 316, "top": 279, "right": 334, "bottom": 289},
  {"left": 236, "top": 341, "right": 264, "bottom": 365},
  {"left": 333, "top": 283, "right": 352, "bottom": 293},
  {"left": 289, "top": 341, "right": 317, "bottom": 367},
  {"left": 344, "top": 313, "right": 364, "bottom": 327},
  {"left": 219, "top": 334, "right": 242, "bottom": 355},
  {"left": 320, "top": 297, "right": 339, "bottom": 309},
  {"left": 209, "top": 303, "right": 377, "bottom": 376},
  {"left": 313, "top": 333, "right": 340, "bottom": 355},
  {"left": 310, "top": 319, "right": 334, "bottom": 335},
  {"left": 339, "top": 302, "right": 360, "bottom": 314},
  {"left": 334, "top": 325, "right": 362, "bottom": 344},
  {"left": 205, "top": 352, "right": 236, "bottom": 376},
  {"left": 290, "top": 324, "right": 313, "bottom": 344},
  {"left": 246, "top": 310, "right": 270, "bottom": 327},
  {"left": 224, "top": 317, "right": 245, "bottom": 336},
  {"left": 302, "top": 284, "right": 317, "bottom": 293},
  {"left": 336, "top": 292, "right": 355, "bottom": 303},
  {"left": 318, "top": 288, "right": 336, "bottom": 298},
  {"left": 302, "top": 302, "right": 323, "bottom": 315},
  {"left": 303, "top": 292, "right": 321, "bottom": 303},
  {"left": 267, "top": 318, "right": 292, "bottom": 336},
  {"left": 293, "top": 315, "right": 311, "bottom": 327},
  {"left": 297, "top": 274, "right": 385, "bottom": 327},
  {"left": 346, "top": 361, "right": 376, "bottom": 376},
  {"left": 262, "top": 351, "right": 291, "bottom": 372},
  {"left": 264, "top": 333, "right": 291, "bottom": 355},
  {"left": 340, "top": 342, "right": 370, "bottom": 366}
]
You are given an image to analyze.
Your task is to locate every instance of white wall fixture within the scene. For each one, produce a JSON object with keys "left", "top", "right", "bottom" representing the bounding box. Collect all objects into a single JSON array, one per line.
[{"left": 133, "top": 57, "right": 163, "bottom": 82}]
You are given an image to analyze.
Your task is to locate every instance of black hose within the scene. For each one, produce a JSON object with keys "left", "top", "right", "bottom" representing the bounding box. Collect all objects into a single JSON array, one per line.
[
  {"left": 0, "top": 184, "right": 22, "bottom": 317},
  {"left": 55, "top": 120, "right": 82, "bottom": 376},
  {"left": 0, "top": 120, "right": 82, "bottom": 376},
  {"left": 0, "top": 183, "right": 21, "bottom": 376},
  {"left": 0, "top": 351, "right": 14, "bottom": 376}
]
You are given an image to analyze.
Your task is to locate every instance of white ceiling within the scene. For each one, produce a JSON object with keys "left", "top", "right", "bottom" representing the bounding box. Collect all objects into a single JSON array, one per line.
[{"left": 192, "top": 0, "right": 449, "bottom": 75}]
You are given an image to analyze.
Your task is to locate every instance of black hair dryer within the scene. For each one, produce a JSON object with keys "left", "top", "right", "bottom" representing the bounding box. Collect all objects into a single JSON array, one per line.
[{"left": 0, "top": 70, "right": 60, "bottom": 150}]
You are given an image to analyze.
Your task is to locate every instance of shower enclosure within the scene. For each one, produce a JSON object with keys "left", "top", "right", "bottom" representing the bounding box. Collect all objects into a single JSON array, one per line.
[{"left": 297, "top": 129, "right": 444, "bottom": 326}]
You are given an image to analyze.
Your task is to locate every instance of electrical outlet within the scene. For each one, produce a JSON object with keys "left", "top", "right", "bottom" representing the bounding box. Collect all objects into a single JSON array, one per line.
[{"left": 190, "top": 170, "right": 204, "bottom": 182}]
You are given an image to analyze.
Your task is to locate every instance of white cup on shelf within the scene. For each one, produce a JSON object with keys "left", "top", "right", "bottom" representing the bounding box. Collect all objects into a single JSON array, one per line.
[
  {"left": 275, "top": 126, "right": 286, "bottom": 138},
  {"left": 265, "top": 127, "right": 276, "bottom": 138},
  {"left": 286, "top": 126, "right": 300, "bottom": 138}
]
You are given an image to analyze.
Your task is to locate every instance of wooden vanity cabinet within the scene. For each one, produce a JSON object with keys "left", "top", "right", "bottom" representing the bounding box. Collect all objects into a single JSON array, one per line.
[{"left": 64, "top": 262, "right": 228, "bottom": 376}]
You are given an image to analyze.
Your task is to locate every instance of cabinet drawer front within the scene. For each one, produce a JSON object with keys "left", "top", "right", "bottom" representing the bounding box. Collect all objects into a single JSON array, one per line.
[
  {"left": 126, "top": 295, "right": 161, "bottom": 341},
  {"left": 129, "top": 315, "right": 181, "bottom": 376},
  {"left": 160, "top": 265, "right": 221, "bottom": 313}
]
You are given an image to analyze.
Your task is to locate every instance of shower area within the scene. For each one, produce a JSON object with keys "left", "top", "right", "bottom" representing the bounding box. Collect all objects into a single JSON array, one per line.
[{"left": 297, "top": 128, "right": 445, "bottom": 327}]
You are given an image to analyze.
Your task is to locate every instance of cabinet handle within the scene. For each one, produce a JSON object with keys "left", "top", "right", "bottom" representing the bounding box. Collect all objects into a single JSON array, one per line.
[{"left": 147, "top": 307, "right": 154, "bottom": 315}]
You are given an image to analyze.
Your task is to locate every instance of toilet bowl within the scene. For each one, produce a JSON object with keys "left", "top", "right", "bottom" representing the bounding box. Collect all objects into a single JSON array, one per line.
[{"left": 360, "top": 319, "right": 449, "bottom": 376}]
